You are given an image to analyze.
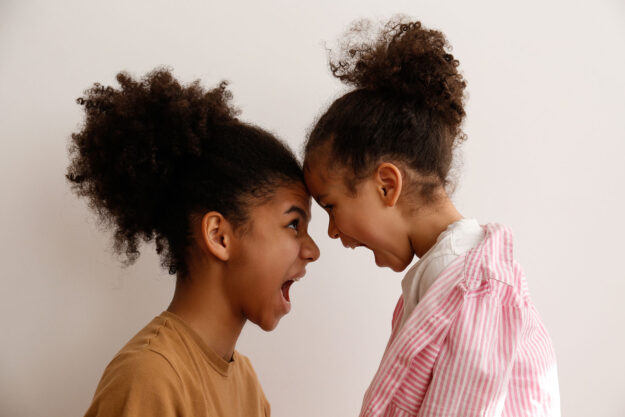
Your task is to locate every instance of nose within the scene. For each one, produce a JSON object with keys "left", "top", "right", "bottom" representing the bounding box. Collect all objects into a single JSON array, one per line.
[
  {"left": 327, "top": 216, "right": 340, "bottom": 239},
  {"left": 301, "top": 234, "right": 320, "bottom": 262}
]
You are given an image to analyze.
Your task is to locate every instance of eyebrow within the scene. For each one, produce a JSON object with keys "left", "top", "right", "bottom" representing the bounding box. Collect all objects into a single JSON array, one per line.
[{"left": 284, "top": 205, "right": 309, "bottom": 222}]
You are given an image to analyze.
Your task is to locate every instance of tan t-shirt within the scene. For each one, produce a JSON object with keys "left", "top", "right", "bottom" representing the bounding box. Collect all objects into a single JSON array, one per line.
[{"left": 84, "top": 311, "right": 270, "bottom": 417}]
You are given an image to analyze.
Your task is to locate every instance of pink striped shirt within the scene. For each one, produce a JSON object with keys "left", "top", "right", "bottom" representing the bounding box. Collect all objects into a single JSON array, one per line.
[{"left": 360, "top": 224, "right": 560, "bottom": 417}]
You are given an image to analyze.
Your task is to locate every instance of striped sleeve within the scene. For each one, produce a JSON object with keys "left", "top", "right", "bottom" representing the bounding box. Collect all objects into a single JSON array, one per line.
[{"left": 416, "top": 280, "right": 524, "bottom": 416}]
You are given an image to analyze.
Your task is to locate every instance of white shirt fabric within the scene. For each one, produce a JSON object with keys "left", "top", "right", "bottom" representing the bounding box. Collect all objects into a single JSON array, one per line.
[{"left": 398, "top": 218, "right": 485, "bottom": 331}]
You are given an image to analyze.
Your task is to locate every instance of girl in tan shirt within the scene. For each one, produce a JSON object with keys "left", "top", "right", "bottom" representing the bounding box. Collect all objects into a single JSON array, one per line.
[{"left": 67, "top": 68, "right": 320, "bottom": 417}]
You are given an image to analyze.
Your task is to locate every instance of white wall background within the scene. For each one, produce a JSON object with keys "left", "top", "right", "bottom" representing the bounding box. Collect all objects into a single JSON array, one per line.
[{"left": 1, "top": 0, "right": 624, "bottom": 416}]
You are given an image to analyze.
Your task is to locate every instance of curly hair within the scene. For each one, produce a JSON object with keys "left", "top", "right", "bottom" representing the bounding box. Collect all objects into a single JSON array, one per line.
[
  {"left": 67, "top": 68, "right": 303, "bottom": 276},
  {"left": 305, "top": 18, "right": 467, "bottom": 199}
]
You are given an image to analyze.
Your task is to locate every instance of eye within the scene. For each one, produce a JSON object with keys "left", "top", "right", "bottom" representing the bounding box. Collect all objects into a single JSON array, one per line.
[
  {"left": 322, "top": 204, "right": 334, "bottom": 213},
  {"left": 287, "top": 218, "right": 300, "bottom": 232}
]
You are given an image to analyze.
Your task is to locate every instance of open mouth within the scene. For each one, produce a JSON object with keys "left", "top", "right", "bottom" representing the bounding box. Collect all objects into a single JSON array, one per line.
[
  {"left": 280, "top": 270, "right": 305, "bottom": 306},
  {"left": 281, "top": 280, "right": 294, "bottom": 303}
]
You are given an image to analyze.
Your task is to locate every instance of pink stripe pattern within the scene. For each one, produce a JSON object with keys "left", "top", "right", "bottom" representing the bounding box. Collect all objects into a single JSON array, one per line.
[{"left": 360, "top": 224, "right": 560, "bottom": 417}]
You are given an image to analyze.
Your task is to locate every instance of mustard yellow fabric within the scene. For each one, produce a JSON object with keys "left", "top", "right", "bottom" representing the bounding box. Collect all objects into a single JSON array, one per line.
[{"left": 84, "top": 311, "right": 270, "bottom": 417}]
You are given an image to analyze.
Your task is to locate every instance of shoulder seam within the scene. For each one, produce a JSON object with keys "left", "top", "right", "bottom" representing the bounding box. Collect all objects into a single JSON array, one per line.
[{"left": 143, "top": 317, "right": 185, "bottom": 387}]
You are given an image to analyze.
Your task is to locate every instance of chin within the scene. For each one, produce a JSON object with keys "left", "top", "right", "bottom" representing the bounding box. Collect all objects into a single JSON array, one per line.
[
  {"left": 256, "top": 317, "right": 280, "bottom": 332},
  {"left": 389, "top": 256, "right": 414, "bottom": 272},
  {"left": 375, "top": 252, "right": 412, "bottom": 272}
]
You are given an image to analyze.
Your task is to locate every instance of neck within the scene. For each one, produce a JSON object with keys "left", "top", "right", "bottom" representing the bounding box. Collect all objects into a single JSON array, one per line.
[
  {"left": 167, "top": 260, "right": 245, "bottom": 362},
  {"left": 406, "top": 194, "right": 463, "bottom": 258}
]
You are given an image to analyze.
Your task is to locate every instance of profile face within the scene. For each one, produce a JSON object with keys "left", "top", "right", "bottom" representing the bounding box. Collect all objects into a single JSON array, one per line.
[
  {"left": 225, "top": 182, "right": 320, "bottom": 331},
  {"left": 304, "top": 159, "right": 414, "bottom": 273}
]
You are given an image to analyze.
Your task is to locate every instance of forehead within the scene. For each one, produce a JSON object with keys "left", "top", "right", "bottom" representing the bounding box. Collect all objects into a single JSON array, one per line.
[
  {"left": 263, "top": 181, "right": 311, "bottom": 213},
  {"left": 280, "top": 181, "right": 310, "bottom": 201},
  {"left": 304, "top": 159, "right": 347, "bottom": 199}
]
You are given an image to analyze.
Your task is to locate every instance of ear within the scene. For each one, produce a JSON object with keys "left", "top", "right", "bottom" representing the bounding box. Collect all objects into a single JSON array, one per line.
[
  {"left": 374, "top": 162, "right": 403, "bottom": 207},
  {"left": 200, "top": 212, "right": 232, "bottom": 262}
]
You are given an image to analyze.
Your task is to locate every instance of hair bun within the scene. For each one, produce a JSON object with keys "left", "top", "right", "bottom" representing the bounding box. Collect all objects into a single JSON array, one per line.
[
  {"left": 67, "top": 68, "right": 238, "bottom": 266},
  {"left": 329, "top": 18, "right": 466, "bottom": 125}
]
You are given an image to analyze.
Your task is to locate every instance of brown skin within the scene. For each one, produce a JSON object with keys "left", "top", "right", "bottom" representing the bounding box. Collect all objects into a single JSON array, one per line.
[
  {"left": 168, "top": 183, "right": 320, "bottom": 361},
  {"left": 304, "top": 160, "right": 461, "bottom": 272}
]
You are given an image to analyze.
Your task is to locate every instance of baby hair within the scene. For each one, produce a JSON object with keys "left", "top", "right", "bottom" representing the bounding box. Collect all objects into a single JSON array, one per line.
[
  {"left": 67, "top": 68, "right": 302, "bottom": 276},
  {"left": 305, "top": 18, "right": 467, "bottom": 200}
]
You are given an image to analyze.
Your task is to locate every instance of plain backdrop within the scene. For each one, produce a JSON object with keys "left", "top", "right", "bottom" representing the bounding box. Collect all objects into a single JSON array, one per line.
[{"left": 1, "top": 0, "right": 624, "bottom": 416}]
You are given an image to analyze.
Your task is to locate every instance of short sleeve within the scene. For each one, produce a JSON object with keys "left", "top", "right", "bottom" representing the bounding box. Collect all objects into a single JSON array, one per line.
[{"left": 83, "top": 349, "right": 186, "bottom": 417}]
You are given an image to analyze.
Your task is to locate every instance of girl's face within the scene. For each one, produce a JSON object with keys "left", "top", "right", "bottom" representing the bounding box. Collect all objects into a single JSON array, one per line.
[
  {"left": 226, "top": 182, "right": 320, "bottom": 331},
  {"left": 304, "top": 160, "right": 415, "bottom": 273}
]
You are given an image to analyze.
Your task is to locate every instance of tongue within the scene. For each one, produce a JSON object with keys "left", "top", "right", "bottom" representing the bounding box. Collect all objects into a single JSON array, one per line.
[{"left": 281, "top": 280, "right": 293, "bottom": 302}]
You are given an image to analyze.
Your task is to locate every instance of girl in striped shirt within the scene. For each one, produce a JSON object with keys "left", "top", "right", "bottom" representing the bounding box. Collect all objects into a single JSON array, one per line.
[{"left": 303, "top": 18, "right": 560, "bottom": 416}]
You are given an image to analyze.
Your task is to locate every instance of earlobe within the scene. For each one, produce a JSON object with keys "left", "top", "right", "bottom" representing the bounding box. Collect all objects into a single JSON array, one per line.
[
  {"left": 375, "top": 163, "right": 403, "bottom": 207},
  {"left": 201, "top": 212, "right": 231, "bottom": 261}
]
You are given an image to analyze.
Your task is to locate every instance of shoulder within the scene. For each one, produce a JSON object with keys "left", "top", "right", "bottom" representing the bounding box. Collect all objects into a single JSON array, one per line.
[
  {"left": 84, "top": 346, "right": 185, "bottom": 417},
  {"left": 93, "top": 316, "right": 187, "bottom": 398},
  {"left": 106, "top": 344, "right": 181, "bottom": 383},
  {"left": 462, "top": 223, "right": 516, "bottom": 281},
  {"left": 463, "top": 223, "right": 531, "bottom": 305},
  {"left": 123, "top": 314, "right": 186, "bottom": 355},
  {"left": 111, "top": 313, "right": 197, "bottom": 375}
]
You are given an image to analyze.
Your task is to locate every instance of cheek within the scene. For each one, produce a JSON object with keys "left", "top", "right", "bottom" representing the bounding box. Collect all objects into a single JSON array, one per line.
[
  {"left": 249, "top": 237, "right": 301, "bottom": 286},
  {"left": 271, "top": 236, "right": 300, "bottom": 262},
  {"left": 341, "top": 211, "right": 379, "bottom": 241},
  {"left": 344, "top": 210, "right": 400, "bottom": 252}
]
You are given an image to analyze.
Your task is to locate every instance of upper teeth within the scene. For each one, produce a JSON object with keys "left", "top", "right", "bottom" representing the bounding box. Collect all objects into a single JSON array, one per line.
[{"left": 293, "top": 276, "right": 301, "bottom": 282}]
